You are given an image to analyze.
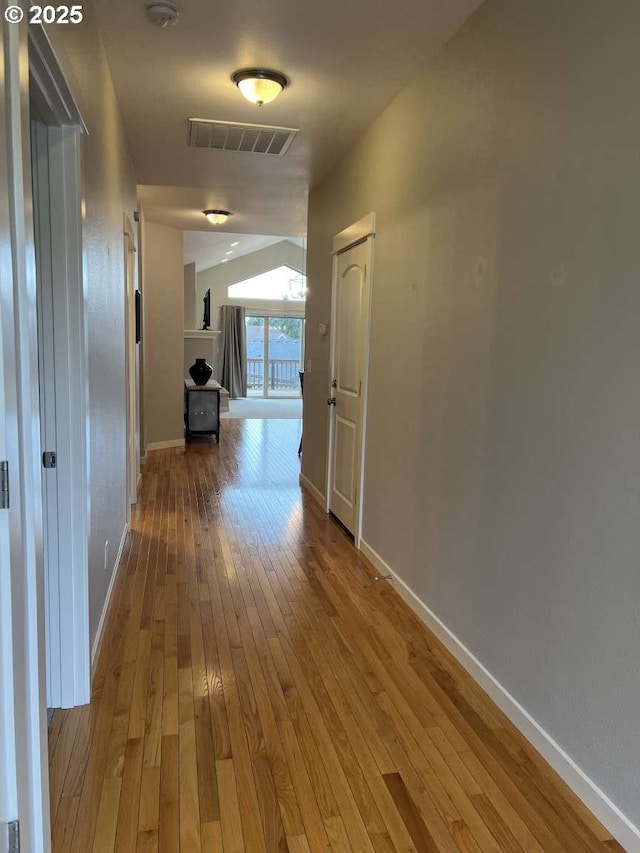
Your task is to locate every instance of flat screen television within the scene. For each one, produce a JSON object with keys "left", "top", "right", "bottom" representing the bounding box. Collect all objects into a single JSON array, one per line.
[{"left": 202, "top": 288, "right": 211, "bottom": 330}]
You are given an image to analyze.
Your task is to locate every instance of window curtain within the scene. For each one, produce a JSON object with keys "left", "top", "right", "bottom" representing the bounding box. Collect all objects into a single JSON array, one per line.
[{"left": 220, "top": 305, "right": 247, "bottom": 398}]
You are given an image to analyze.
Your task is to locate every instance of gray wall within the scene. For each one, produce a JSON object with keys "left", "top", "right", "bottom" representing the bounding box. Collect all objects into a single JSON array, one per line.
[
  {"left": 142, "top": 221, "right": 185, "bottom": 446},
  {"left": 45, "top": 13, "right": 138, "bottom": 645},
  {"left": 184, "top": 261, "right": 196, "bottom": 331},
  {"left": 305, "top": 0, "right": 640, "bottom": 828}
]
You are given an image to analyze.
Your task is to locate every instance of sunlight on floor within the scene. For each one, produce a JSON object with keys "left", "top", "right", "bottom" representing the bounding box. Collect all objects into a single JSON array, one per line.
[{"left": 221, "top": 397, "right": 303, "bottom": 419}]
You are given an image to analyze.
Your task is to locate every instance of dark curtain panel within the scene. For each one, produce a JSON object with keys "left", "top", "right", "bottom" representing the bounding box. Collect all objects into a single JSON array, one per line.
[{"left": 220, "top": 305, "right": 247, "bottom": 398}]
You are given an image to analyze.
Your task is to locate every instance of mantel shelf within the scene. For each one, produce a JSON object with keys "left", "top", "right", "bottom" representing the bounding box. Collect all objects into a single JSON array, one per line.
[{"left": 184, "top": 329, "right": 221, "bottom": 339}]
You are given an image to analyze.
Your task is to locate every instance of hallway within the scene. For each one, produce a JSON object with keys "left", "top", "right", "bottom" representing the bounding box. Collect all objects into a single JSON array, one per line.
[{"left": 49, "top": 419, "right": 620, "bottom": 852}]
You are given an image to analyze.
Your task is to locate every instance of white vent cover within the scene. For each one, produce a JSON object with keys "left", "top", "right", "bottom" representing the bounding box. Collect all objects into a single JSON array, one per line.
[{"left": 188, "top": 118, "right": 298, "bottom": 156}]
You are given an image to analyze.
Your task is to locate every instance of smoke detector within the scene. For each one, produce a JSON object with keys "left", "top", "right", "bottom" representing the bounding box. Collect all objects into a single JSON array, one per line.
[{"left": 146, "top": 1, "right": 178, "bottom": 27}]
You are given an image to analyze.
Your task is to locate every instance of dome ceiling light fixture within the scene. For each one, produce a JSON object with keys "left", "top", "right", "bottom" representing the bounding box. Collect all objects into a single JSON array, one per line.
[
  {"left": 231, "top": 68, "right": 289, "bottom": 106},
  {"left": 203, "top": 209, "right": 232, "bottom": 225}
]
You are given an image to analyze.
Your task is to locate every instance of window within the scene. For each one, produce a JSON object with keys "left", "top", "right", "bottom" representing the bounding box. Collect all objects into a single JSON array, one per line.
[
  {"left": 245, "top": 316, "right": 304, "bottom": 397},
  {"left": 228, "top": 265, "right": 306, "bottom": 301}
]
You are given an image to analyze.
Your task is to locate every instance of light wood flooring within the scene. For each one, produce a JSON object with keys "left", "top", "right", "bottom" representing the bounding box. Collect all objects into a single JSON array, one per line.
[{"left": 49, "top": 419, "right": 624, "bottom": 852}]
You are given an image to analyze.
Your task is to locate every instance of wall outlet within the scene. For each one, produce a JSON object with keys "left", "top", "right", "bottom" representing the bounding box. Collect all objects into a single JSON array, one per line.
[{"left": 104, "top": 540, "right": 109, "bottom": 571}]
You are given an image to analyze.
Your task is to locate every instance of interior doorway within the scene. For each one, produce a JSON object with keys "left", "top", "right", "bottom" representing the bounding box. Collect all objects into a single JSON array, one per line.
[
  {"left": 0, "top": 21, "right": 88, "bottom": 849},
  {"left": 124, "top": 216, "right": 140, "bottom": 508}
]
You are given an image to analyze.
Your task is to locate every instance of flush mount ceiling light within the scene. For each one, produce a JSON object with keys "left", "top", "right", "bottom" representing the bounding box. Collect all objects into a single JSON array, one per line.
[
  {"left": 231, "top": 68, "right": 289, "bottom": 106},
  {"left": 203, "top": 209, "right": 231, "bottom": 225}
]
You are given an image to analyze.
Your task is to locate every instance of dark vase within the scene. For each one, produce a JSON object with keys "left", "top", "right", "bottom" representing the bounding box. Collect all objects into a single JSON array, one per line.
[{"left": 189, "top": 358, "right": 213, "bottom": 386}]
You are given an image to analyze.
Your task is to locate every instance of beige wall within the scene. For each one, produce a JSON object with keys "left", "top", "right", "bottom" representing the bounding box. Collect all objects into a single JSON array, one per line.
[
  {"left": 184, "top": 262, "right": 196, "bottom": 331},
  {"left": 305, "top": 0, "right": 640, "bottom": 829},
  {"left": 196, "top": 239, "right": 306, "bottom": 369},
  {"left": 45, "top": 14, "right": 137, "bottom": 646},
  {"left": 142, "top": 222, "right": 184, "bottom": 446}
]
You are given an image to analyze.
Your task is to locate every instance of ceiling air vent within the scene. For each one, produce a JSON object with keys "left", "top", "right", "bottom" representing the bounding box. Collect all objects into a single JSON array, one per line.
[{"left": 188, "top": 118, "right": 298, "bottom": 156}]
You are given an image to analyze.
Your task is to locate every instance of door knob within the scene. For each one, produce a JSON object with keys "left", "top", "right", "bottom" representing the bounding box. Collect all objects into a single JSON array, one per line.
[{"left": 327, "top": 397, "right": 337, "bottom": 406}]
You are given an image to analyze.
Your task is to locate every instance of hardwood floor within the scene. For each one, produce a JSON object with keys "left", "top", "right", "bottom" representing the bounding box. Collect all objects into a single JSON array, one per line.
[{"left": 49, "top": 419, "right": 624, "bottom": 852}]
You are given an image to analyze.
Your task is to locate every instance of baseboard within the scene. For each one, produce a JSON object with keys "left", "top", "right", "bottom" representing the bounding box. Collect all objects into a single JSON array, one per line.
[
  {"left": 145, "top": 438, "right": 185, "bottom": 452},
  {"left": 359, "top": 538, "right": 640, "bottom": 852},
  {"left": 91, "top": 522, "right": 129, "bottom": 678},
  {"left": 299, "top": 473, "right": 326, "bottom": 510}
]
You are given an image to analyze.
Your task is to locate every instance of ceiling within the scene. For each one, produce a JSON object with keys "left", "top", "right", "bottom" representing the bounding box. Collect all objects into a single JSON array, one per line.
[
  {"left": 92, "top": 0, "right": 482, "bottom": 235},
  {"left": 183, "top": 232, "right": 304, "bottom": 272}
]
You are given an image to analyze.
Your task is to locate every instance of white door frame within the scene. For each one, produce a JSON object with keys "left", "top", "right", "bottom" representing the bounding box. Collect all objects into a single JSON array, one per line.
[
  {"left": 2, "top": 17, "right": 51, "bottom": 852},
  {"left": 1, "top": 18, "right": 86, "bottom": 850},
  {"left": 0, "top": 12, "right": 21, "bottom": 844},
  {"left": 326, "top": 213, "right": 375, "bottom": 548}
]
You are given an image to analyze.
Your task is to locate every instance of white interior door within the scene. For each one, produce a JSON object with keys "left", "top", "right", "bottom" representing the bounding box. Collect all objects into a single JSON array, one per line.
[
  {"left": 30, "top": 113, "right": 90, "bottom": 709},
  {"left": 28, "top": 25, "right": 90, "bottom": 710},
  {"left": 328, "top": 237, "right": 372, "bottom": 537},
  {"left": 31, "top": 116, "right": 62, "bottom": 708}
]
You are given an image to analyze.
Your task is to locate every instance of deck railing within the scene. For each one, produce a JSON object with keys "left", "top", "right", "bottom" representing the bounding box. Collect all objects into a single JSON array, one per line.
[{"left": 247, "top": 358, "right": 302, "bottom": 392}]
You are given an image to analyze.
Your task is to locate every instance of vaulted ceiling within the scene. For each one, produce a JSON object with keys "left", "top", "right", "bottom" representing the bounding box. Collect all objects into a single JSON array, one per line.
[
  {"left": 183, "top": 231, "right": 304, "bottom": 272},
  {"left": 92, "top": 0, "right": 482, "bottom": 236}
]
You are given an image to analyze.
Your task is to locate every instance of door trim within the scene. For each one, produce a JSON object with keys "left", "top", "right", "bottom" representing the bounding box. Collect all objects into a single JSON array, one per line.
[
  {"left": 332, "top": 212, "right": 376, "bottom": 254},
  {"left": 3, "top": 19, "right": 51, "bottom": 852},
  {"left": 0, "top": 17, "right": 20, "bottom": 840},
  {"left": 28, "top": 25, "right": 86, "bottom": 129},
  {"left": 326, "top": 215, "right": 376, "bottom": 547}
]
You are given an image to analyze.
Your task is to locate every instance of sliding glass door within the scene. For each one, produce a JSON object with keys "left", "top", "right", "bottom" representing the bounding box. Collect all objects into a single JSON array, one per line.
[{"left": 246, "top": 315, "right": 304, "bottom": 398}]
